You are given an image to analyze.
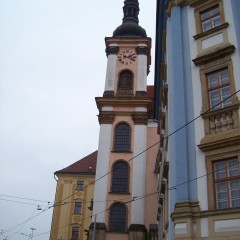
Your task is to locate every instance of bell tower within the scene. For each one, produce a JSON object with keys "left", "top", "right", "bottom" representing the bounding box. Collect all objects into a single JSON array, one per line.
[{"left": 90, "top": 1, "right": 158, "bottom": 240}]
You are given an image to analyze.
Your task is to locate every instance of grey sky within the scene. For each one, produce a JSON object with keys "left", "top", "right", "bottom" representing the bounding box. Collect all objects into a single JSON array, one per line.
[{"left": 0, "top": 1, "right": 156, "bottom": 239}]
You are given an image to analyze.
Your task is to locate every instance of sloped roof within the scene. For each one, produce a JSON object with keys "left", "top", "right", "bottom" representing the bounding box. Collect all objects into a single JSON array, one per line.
[
  {"left": 147, "top": 85, "right": 154, "bottom": 99},
  {"left": 55, "top": 151, "right": 97, "bottom": 175}
]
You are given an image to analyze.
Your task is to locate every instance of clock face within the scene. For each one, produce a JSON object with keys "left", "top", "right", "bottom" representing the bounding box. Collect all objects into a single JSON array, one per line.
[{"left": 118, "top": 49, "right": 137, "bottom": 65}]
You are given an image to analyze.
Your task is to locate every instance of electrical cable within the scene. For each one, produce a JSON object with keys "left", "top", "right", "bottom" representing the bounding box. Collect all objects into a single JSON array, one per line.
[
  {"left": 3, "top": 89, "right": 240, "bottom": 237},
  {"left": 0, "top": 194, "right": 53, "bottom": 204}
]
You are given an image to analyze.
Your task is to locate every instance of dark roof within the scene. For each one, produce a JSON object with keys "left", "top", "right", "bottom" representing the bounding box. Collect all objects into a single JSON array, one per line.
[
  {"left": 55, "top": 151, "right": 97, "bottom": 175},
  {"left": 147, "top": 85, "right": 154, "bottom": 99},
  {"left": 113, "top": 0, "right": 147, "bottom": 37}
]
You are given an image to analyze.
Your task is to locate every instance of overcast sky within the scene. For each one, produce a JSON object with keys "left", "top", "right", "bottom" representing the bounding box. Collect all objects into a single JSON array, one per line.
[{"left": 0, "top": 1, "right": 156, "bottom": 239}]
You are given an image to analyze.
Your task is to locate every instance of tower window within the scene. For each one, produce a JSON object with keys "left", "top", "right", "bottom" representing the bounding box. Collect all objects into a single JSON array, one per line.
[
  {"left": 111, "top": 161, "right": 129, "bottom": 193},
  {"left": 213, "top": 158, "right": 240, "bottom": 209},
  {"left": 109, "top": 203, "right": 127, "bottom": 232},
  {"left": 207, "top": 68, "right": 232, "bottom": 110},
  {"left": 117, "top": 70, "right": 133, "bottom": 95},
  {"left": 114, "top": 123, "right": 131, "bottom": 152}
]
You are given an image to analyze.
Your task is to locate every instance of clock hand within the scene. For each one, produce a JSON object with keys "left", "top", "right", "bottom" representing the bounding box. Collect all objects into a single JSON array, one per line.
[{"left": 127, "top": 53, "right": 136, "bottom": 58}]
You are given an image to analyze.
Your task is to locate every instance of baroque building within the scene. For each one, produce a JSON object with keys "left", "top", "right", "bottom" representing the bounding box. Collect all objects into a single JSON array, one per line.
[
  {"left": 89, "top": 0, "right": 159, "bottom": 240},
  {"left": 155, "top": 0, "right": 240, "bottom": 239},
  {"left": 49, "top": 151, "right": 97, "bottom": 240}
]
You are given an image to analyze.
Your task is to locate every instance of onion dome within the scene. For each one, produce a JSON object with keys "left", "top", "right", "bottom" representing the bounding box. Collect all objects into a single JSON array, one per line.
[{"left": 113, "top": 0, "right": 147, "bottom": 37}]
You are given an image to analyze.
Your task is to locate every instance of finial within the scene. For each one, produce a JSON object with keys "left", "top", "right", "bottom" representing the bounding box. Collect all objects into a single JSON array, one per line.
[{"left": 122, "top": 0, "right": 139, "bottom": 24}]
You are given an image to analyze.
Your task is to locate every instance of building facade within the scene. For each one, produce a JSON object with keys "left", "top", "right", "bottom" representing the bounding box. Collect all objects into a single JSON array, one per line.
[
  {"left": 50, "top": 151, "right": 97, "bottom": 240},
  {"left": 90, "top": 1, "right": 159, "bottom": 240},
  {"left": 155, "top": 0, "right": 240, "bottom": 239}
]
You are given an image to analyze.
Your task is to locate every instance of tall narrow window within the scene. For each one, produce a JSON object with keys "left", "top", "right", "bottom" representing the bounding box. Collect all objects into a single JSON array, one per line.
[
  {"left": 77, "top": 180, "right": 84, "bottom": 190},
  {"left": 71, "top": 226, "right": 80, "bottom": 240},
  {"left": 200, "top": 5, "right": 221, "bottom": 32},
  {"left": 74, "top": 202, "right": 82, "bottom": 215},
  {"left": 114, "top": 123, "right": 131, "bottom": 152},
  {"left": 109, "top": 203, "right": 127, "bottom": 232},
  {"left": 207, "top": 68, "right": 232, "bottom": 109},
  {"left": 111, "top": 161, "right": 129, "bottom": 193},
  {"left": 117, "top": 70, "right": 133, "bottom": 95},
  {"left": 213, "top": 158, "right": 240, "bottom": 209}
]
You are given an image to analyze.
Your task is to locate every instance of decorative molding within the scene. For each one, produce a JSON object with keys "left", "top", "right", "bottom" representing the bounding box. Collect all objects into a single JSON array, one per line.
[
  {"left": 128, "top": 224, "right": 147, "bottom": 232},
  {"left": 166, "top": 0, "right": 189, "bottom": 17},
  {"left": 193, "top": 22, "right": 229, "bottom": 40},
  {"left": 198, "top": 130, "right": 240, "bottom": 152},
  {"left": 136, "top": 91, "right": 147, "bottom": 97},
  {"left": 105, "top": 46, "right": 119, "bottom": 56},
  {"left": 135, "top": 46, "right": 149, "bottom": 55},
  {"left": 103, "top": 91, "right": 114, "bottom": 97},
  {"left": 98, "top": 112, "right": 115, "bottom": 124},
  {"left": 131, "top": 112, "right": 148, "bottom": 125},
  {"left": 192, "top": 44, "right": 235, "bottom": 66}
]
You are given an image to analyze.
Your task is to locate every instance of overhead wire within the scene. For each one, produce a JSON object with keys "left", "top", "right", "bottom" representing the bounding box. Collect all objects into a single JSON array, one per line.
[
  {"left": 3, "top": 89, "right": 240, "bottom": 237},
  {"left": 34, "top": 90, "right": 240, "bottom": 238}
]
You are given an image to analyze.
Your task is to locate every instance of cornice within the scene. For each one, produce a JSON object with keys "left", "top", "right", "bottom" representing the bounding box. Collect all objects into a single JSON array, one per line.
[
  {"left": 198, "top": 130, "right": 240, "bottom": 152},
  {"left": 192, "top": 44, "right": 235, "bottom": 66},
  {"left": 135, "top": 46, "right": 149, "bottom": 55},
  {"left": 95, "top": 97, "right": 153, "bottom": 111},
  {"left": 105, "top": 46, "right": 119, "bottom": 57},
  {"left": 98, "top": 111, "right": 115, "bottom": 124},
  {"left": 131, "top": 112, "right": 148, "bottom": 125}
]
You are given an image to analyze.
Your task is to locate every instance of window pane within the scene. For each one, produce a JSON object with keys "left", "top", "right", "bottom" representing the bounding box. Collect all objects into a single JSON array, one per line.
[
  {"left": 219, "top": 69, "right": 229, "bottom": 85},
  {"left": 202, "top": 20, "right": 212, "bottom": 31},
  {"left": 228, "top": 159, "right": 239, "bottom": 177},
  {"left": 215, "top": 162, "right": 226, "bottom": 179},
  {"left": 212, "top": 15, "right": 221, "bottom": 28},
  {"left": 209, "top": 90, "right": 220, "bottom": 109},
  {"left": 221, "top": 86, "right": 232, "bottom": 107},
  {"left": 229, "top": 180, "right": 240, "bottom": 207},
  {"left": 72, "top": 226, "right": 80, "bottom": 240},
  {"left": 208, "top": 72, "right": 218, "bottom": 88}
]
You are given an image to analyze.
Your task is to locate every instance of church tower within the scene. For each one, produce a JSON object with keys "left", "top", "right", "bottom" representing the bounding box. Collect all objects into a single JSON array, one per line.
[{"left": 91, "top": 1, "right": 158, "bottom": 239}]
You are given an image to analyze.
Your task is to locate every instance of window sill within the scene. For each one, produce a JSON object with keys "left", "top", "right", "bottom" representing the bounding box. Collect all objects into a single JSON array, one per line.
[
  {"left": 108, "top": 191, "right": 131, "bottom": 195},
  {"left": 111, "top": 150, "right": 132, "bottom": 153},
  {"left": 193, "top": 22, "right": 229, "bottom": 40}
]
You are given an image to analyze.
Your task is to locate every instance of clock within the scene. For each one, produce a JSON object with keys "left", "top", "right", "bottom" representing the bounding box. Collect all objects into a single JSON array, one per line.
[{"left": 118, "top": 49, "right": 137, "bottom": 65}]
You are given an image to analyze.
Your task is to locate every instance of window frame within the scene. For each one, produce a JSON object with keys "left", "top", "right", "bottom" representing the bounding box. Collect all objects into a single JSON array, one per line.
[
  {"left": 71, "top": 226, "right": 80, "bottom": 240},
  {"left": 113, "top": 122, "right": 131, "bottom": 152},
  {"left": 206, "top": 153, "right": 240, "bottom": 210},
  {"left": 206, "top": 68, "right": 232, "bottom": 110},
  {"left": 109, "top": 202, "right": 127, "bottom": 232},
  {"left": 213, "top": 158, "right": 240, "bottom": 209},
  {"left": 76, "top": 180, "right": 84, "bottom": 191},
  {"left": 111, "top": 160, "right": 130, "bottom": 193},
  {"left": 74, "top": 201, "right": 82, "bottom": 215},
  {"left": 194, "top": 0, "right": 225, "bottom": 35}
]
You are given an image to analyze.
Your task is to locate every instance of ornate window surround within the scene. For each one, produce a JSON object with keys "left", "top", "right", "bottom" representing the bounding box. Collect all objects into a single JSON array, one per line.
[
  {"left": 205, "top": 152, "right": 240, "bottom": 210},
  {"left": 192, "top": 0, "right": 225, "bottom": 36},
  {"left": 199, "top": 56, "right": 239, "bottom": 135}
]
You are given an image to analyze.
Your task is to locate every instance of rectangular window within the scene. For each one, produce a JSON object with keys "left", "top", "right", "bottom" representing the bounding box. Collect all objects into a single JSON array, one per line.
[
  {"left": 77, "top": 181, "right": 84, "bottom": 190},
  {"left": 200, "top": 5, "right": 221, "bottom": 32},
  {"left": 71, "top": 226, "right": 80, "bottom": 240},
  {"left": 207, "top": 68, "right": 232, "bottom": 109},
  {"left": 74, "top": 202, "right": 82, "bottom": 215},
  {"left": 213, "top": 158, "right": 240, "bottom": 209}
]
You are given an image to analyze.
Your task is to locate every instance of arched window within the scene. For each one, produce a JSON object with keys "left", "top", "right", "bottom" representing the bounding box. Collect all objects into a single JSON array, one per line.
[
  {"left": 109, "top": 203, "right": 127, "bottom": 232},
  {"left": 114, "top": 123, "right": 131, "bottom": 152},
  {"left": 118, "top": 70, "right": 133, "bottom": 95},
  {"left": 111, "top": 161, "right": 129, "bottom": 193}
]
